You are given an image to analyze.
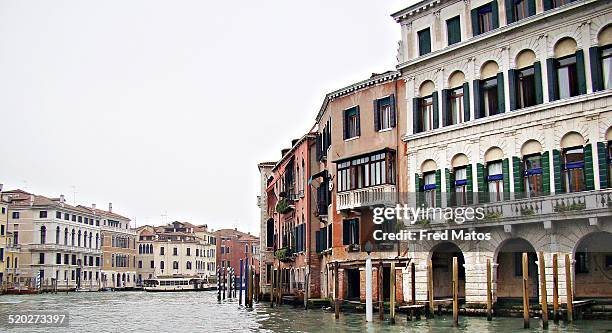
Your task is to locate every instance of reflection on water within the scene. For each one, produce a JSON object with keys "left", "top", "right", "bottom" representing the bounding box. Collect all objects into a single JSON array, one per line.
[{"left": 0, "top": 292, "right": 609, "bottom": 333}]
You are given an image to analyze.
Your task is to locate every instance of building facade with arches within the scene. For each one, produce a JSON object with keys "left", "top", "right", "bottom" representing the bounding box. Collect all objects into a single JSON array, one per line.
[{"left": 394, "top": 0, "right": 612, "bottom": 304}]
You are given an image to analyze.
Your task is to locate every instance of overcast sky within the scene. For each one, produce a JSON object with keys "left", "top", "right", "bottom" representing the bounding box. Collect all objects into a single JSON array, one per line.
[{"left": 0, "top": 0, "right": 409, "bottom": 234}]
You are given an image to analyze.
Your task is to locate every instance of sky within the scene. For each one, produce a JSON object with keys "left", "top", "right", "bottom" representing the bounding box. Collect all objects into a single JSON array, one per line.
[{"left": 0, "top": 0, "right": 410, "bottom": 234}]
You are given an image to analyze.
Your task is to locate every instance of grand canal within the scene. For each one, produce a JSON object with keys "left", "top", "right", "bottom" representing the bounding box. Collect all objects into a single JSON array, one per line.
[{"left": 0, "top": 291, "right": 609, "bottom": 332}]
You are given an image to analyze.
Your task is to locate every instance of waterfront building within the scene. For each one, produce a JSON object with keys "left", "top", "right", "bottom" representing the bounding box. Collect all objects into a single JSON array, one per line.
[
  {"left": 135, "top": 225, "right": 156, "bottom": 282},
  {"left": 214, "top": 228, "right": 259, "bottom": 280},
  {"left": 1, "top": 190, "right": 102, "bottom": 291},
  {"left": 80, "top": 204, "right": 136, "bottom": 289},
  {"left": 0, "top": 191, "right": 8, "bottom": 289},
  {"left": 257, "top": 161, "right": 276, "bottom": 297},
  {"left": 393, "top": 0, "right": 612, "bottom": 305},
  {"left": 192, "top": 223, "right": 217, "bottom": 279},
  {"left": 263, "top": 134, "right": 322, "bottom": 301}
]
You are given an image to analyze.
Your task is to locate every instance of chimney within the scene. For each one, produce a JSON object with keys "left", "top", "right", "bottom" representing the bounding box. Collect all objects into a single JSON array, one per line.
[
  {"left": 29, "top": 194, "right": 34, "bottom": 206},
  {"left": 92, "top": 203, "right": 96, "bottom": 210},
  {"left": 108, "top": 202, "right": 112, "bottom": 212},
  {"left": 60, "top": 194, "right": 65, "bottom": 207}
]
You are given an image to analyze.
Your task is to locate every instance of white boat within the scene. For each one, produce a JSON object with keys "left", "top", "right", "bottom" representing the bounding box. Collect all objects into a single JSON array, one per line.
[{"left": 143, "top": 277, "right": 215, "bottom": 292}]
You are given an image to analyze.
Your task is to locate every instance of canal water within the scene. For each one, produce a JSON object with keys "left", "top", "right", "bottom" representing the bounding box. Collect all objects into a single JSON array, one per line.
[{"left": 0, "top": 291, "right": 609, "bottom": 332}]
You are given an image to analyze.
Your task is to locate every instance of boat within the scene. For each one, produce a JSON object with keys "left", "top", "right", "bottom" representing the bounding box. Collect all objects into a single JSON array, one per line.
[{"left": 143, "top": 277, "right": 216, "bottom": 292}]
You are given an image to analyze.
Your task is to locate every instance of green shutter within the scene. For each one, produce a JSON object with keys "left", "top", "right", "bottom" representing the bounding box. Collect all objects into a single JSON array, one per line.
[
  {"left": 435, "top": 169, "right": 442, "bottom": 207},
  {"left": 418, "top": 28, "right": 431, "bottom": 56},
  {"left": 513, "top": 156, "right": 524, "bottom": 198},
  {"left": 373, "top": 99, "right": 380, "bottom": 131},
  {"left": 446, "top": 168, "right": 455, "bottom": 206},
  {"left": 584, "top": 143, "right": 595, "bottom": 191},
  {"left": 576, "top": 50, "right": 587, "bottom": 95},
  {"left": 413, "top": 98, "right": 421, "bottom": 133},
  {"left": 589, "top": 46, "right": 603, "bottom": 92},
  {"left": 542, "top": 151, "right": 551, "bottom": 194},
  {"left": 471, "top": 8, "right": 480, "bottom": 36},
  {"left": 502, "top": 158, "right": 510, "bottom": 200},
  {"left": 505, "top": 0, "right": 515, "bottom": 24},
  {"left": 473, "top": 80, "right": 482, "bottom": 118},
  {"left": 552, "top": 149, "right": 563, "bottom": 193},
  {"left": 355, "top": 106, "right": 361, "bottom": 136},
  {"left": 546, "top": 58, "right": 558, "bottom": 101},
  {"left": 441, "top": 89, "right": 450, "bottom": 126},
  {"left": 527, "top": 0, "right": 536, "bottom": 17},
  {"left": 447, "top": 16, "right": 461, "bottom": 45},
  {"left": 445, "top": 168, "right": 452, "bottom": 194},
  {"left": 543, "top": 0, "right": 553, "bottom": 10},
  {"left": 492, "top": 1, "right": 500, "bottom": 29},
  {"left": 432, "top": 91, "right": 439, "bottom": 129},
  {"left": 415, "top": 173, "right": 423, "bottom": 192},
  {"left": 466, "top": 164, "right": 473, "bottom": 204},
  {"left": 390, "top": 94, "right": 397, "bottom": 128},
  {"left": 534, "top": 61, "right": 543, "bottom": 105},
  {"left": 477, "top": 163, "right": 487, "bottom": 203},
  {"left": 598, "top": 142, "right": 609, "bottom": 189},
  {"left": 463, "top": 82, "right": 471, "bottom": 121},
  {"left": 508, "top": 69, "right": 517, "bottom": 111},
  {"left": 497, "top": 72, "right": 505, "bottom": 113}
]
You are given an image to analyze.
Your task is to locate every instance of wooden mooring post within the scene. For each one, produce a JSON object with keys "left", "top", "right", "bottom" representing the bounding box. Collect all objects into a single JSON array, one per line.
[
  {"left": 522, "top": 252, "right": 530, "bottom": 329},
  {"left": 334, "top": 262, "right": 340, "bottom": 319},
  {"left": 452, "top": 257, "right": 459, "bottom": 327},
  {"left": 270, "top": 268, "right": 275, "bottom": 308},
  {"left": 390, "top": 262, "right": 396, "bottom": 324},
  {"left": 538, "top": 252, "right": 549, "bottom": 329},
  {"left": 427, "top": 259, "right": 434, "bottom": 318},
  {"left": 552, "top": 254, "right": 559, "bottom": 323},
  {"left": 486, "top": 258, "right": 492, "bottom": 321},
  {"left": 411, "top": 262, "right": 416, "bottom": 306},
  {"left": 239, "top": 259, "right": 243, "bottom": 306},
  {"left": 565, "top": 254, "right": 573, "bottom": 323},
  {"left": 378, "top": 261, "right": 384, "bottom": 321}
]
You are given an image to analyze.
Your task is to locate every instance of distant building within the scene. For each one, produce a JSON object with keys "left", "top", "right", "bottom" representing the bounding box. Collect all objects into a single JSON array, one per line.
[
  {"left": 0, "top": 190, "right": 8, "bottom": 289},
  {"left": 257, "top": 162, "right": 275, "bottom": 296},
  {"left": 214, "top": 228, "right": 259, "bottom": 279}
]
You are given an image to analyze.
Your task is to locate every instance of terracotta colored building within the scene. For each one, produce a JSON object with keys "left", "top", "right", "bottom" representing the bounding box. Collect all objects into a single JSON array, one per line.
[{"left": 214, "top": 228, "right": 259, "bottom": 280}]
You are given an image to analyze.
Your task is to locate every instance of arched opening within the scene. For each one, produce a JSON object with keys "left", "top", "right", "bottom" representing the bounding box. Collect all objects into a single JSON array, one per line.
[
  {"left": 450, "top": 154, "right": 470, "bottom": 206},
  {"left": 574, "top": 231, "right": 612, "bottom": 299},
  {"left": 266, "top": 218, "right": 274, "bottom": 248},
  {"left": 446, "top": 71, "right": 468, "bottom": 126},
  {"left": 553, "top": 37, "right": 581, "bottom": 99},
  {"left": 513, "top": 49, "right": 540, "bottom": 110},
  {"left": 55, "top": 226, "right": 60, "bottom": 244},
  {"left": 430, "top": 242, "right": 465, "bottom": 299},
  {"left": 597, "top": 25, "right": 612, "bottom": 90},
  {"left": 495, "top": 238, "right": 538, "bottom": 301},
  {"left": 520, "top": 140, "right": 544, "bottom": 197},
  {"left": 417, "top": 80, "right": 437, "bottom": 132},
  {"left": 484, "top": 147, "right": 505, "bottom": 202},
  {"left": 420, "top": 159, "right": 438, "bottom": 207},
  {"left": 560, "top": 131, "right": 586, "bottom": 192},
  {"left": 40, "top": 226, "right": 46, "bottom": 244},
  {"left": 479, "top": 61, "right": 502, "bottom": 117}
]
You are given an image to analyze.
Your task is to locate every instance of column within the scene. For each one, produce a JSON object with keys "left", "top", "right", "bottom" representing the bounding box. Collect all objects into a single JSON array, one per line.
[{"left": 581, "top": 21, "right": 593, "bottom": 93}]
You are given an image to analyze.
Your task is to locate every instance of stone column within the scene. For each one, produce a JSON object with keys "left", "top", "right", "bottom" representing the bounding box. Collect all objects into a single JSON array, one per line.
[
  {"left": 539, "top": 34, "right": 551, "bottom": 103},
  {"left": 581, "top": 21, "right": 593, "bottom": 94},
  {"left": 463, "top": 0, "right": 472, "bottom": 38}
]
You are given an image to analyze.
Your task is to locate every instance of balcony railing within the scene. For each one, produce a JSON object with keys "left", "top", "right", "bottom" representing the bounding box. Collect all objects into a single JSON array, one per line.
[
  {"left": 28, "top": 243, "right": 102, "bottom": 254},
  {"left": 337, "top": 184, "right": 397, "bottom": 211}
]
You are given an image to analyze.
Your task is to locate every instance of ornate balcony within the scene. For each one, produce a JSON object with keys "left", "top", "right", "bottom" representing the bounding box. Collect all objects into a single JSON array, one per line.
[{"left": 336, "top": 184, "right": 397, "bottom": 212}]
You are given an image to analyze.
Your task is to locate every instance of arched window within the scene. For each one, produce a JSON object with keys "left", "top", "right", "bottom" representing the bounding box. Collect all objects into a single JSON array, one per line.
[
  {"left": 561, "top": 132, "right": 586, "bottom": 192},
  {"left": 71, "top": 229, "right": 75, "bottom": 246},
  {"left": 96, "top": 233, "right": 99, "bottom": 249},
  {"left": 511, "top": 49, "right": 542, "bottom": 110},
  {"left": 160, "top": 261, "right": 165, "bottom": 270},
  {"left": 419, "top": 159, "right": 439, "bottom": 207},
  {"left": 484, "top": 147, "right": 505, "bottom": 202},
  {"left": 139, "top": 244, "right": 142, "bottom": 254},
  {"left": 186, "top": 261, "right": 192, "bottom": 270},
  {"left": 89, "top": 233, "right": 92, "bottom": 248},
  {"left": 414, "top": 81, "right": 437, "bottom": 133},
  {"left": 173, "top": 261, "right": 179, "bottom": 270},
  {"left": 83, "top": 231, "right": 87, "bottom": 248},
  {"left": 520, "top": 140, "right": 544, "bottom": 197},
  {"left": 549, "top": 37, "right": 585, "bottom": 100},
  {"left": 55, "top": 226, "right": 60, "bottom": 244},
  {"left": 78, "top": 230, "right": 82, "bottom": 247},
  {"left": 593, "top": 25, "right": 612, "bottom": 91},
  {"left": 64, "top": 228, "right": 68, "bottom": 245},
  {"left": 476, "top": 61, "right": 503, "bottom": 118},
  {"left": 451, "top": 153, "right": 470, "bottom": 206},
  {"left": 40, "top": 226, "right": 46, "bottom": 244},
  {"left": 444, "top": 71, "right": 469, "bottom": 126}
]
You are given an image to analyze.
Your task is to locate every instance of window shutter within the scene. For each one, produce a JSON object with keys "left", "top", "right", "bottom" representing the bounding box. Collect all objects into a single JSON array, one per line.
[
  {"left": 445, "top": 168, "right": 453, "bottom": 194},
  {"left": 576, "top": 49, "right": 587, "bottom": 95},
  {"left": 413, "top": 98, "right": 421, "bottom": 133},
  {"left": 390, "top": 94, "right": 396, "bottom": 128},
  {"left": 502, "top": 158, "right": 510, "bottom": 200},
  {"left": 505, "top": 0, "right": 515, "bottom": 24},
  {"left": 512, "top": 156, "right": 524, "bottom": 198},
  {"left": 353, "top": 220, "right": 360, "bottom": 245},
  {"left": 473, "top": 80, "right": 483, "bottom": 118},
  {"left": 597, "top": 142, "right": 609, "bottom": 189},
  {"left": 492, "top": 1, "right": 500, "bottom": 29},
  {"left": 355, "top": 106, "right": 361, "bottom": 136},
  {"left": 373, "top": 99, "right": 380, "bottom": 131},
  {"left": 342, "top": 221, "right": 349, "bottom": 245},
  {"left": 527, "top": 0, "right": 536, "bottom": 17},
  {"left": 508, "top": 69, "right": 517, "bottom": 111},
  {"left": 415, "top": 173, "right": 423, "bottom": 192},
  {"left": 466, "top": 164, "right": 473, "bottom": 204},
  {"left": 447, "top": 17, "right": 461, "bottom": 45},
  {"left": 584, "top": 143, "right": 595, "bottom": 191},
  {"left": 441, "top": 89, "right": 450, "bottom": 126},
  {"left": 462, "top": 82, "right": 471, "bottom": 121},
  {"left": 497, "top": 72, "right": 505, "bottom": 113},
  {"left": 432, "top": 91, "right": 439, "bottom": 129},
  {"left": 589, "top": 46, "right": 603, "bottom": 92},
  {"left": 552, "top": 149, "right": 563, "bottom": 193},
  {"left": 445, "top": 168, "right": 455, "bottom": 206},
  {"left": 343, "top": 110, "right": 348, "bottom": 140},
  {"left": 546, "top": 58, "right": 558, "bottom": 101},
  {"left": 419, "top": 28, "right": 431, "bottom": 55},
  {"left": 316, "top": 134, "right": 322, "bottom": 161},
  {"left": 542, "top": 151, "right": 551, "bottom": 194},
  {"left": 477, "top": 163, "right": 487, "bottom": 202},
  {"left": 543, "top": 0, "right": 553, "bottom": 10},
  {"left": 435, "top": 169, "right": 442, "bottom": 207},
  {"left": 534, "top": 61, "right": 544, "bottom": 104},
  {"left": 471, "top": 8, "right": 480, "bottom": 36},
  {"left": 315, "top": 230, "right": 321, "bottom": 253}
]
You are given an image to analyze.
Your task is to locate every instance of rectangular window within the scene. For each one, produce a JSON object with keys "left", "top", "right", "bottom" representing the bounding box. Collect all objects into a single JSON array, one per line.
[
  {"left": 601, "top": 45, "right": 612, "bottom": 90},
  {"left": 487, "top": 161, "right": 504, "bottom": 202},
  {"left": 524, "top": 154, "right": 543, "bottom": 196},
  {"left": 344, "top": 107, "right": 360, "bottom": 139},
  {"left": 563, "top": 147, "right": 585, "bottom": 192},
  {"left": 186, "top": 248, "right": 191, "bottom": 256},
  {"left": 39, "top": 253, "right": 45, "bottom": 264},
  {"left": 556, "top": 55, "right": 579, "bottom": 99},
  {"left": 517, "top": 66, "right": 536, "bottom": 108},
  {"left": 514, "top": 0, "right": 528, "bottom": 21},
  {"left": 39, "top": 211, "right": 47, "bottom": 218},
  {"left": 342, "top": 219, "right": 360, "bottom": 246},
  {"left": 417, "top": 28, "right": 431, "bottom": 56},
  {"left": 551, "top": 0, "right": 571, "bottom": 8},
  {"left": 12, "top": 212, "right": 19, "bottom": 219},
  {"left": 446, "top": 16, "right": 461, "bottom": 45},
  {"left": 478, "top": 5, "right": 494, "bottom": 34},
  {"left": 13, "top": 231, "right": 19, "bottom": 245},
  {"left": 450, "top": 87, "right": 464, "bottom": 125},
  {"left": 150, "top": 260, "right": 154, "bottom": 268},
  {"left": 336, "top": 151, "right": 395, "bottom": 192},
  {"left": 375, "top": 97, "right": 393, "bottom": 131},
  {"left": 420, "top": 96, "right": 434, "bottom": 131},
  {"left": 482, "top": 78, "right": 499, "bottom": 116},
  {"left": 56, "top": 253, "right": 61, "bottom": 264},
  {"left": 173, "top": 247, "right": 178, "bottom": 256},
  {"left": 64, "top": 213, "right": 69, "bottom": 220},
  {"left": 56, "top": 211, "right": 61, "bottom": 219},
  {"left": 160, "top": 247, "right": 165, "bottom": 255}
]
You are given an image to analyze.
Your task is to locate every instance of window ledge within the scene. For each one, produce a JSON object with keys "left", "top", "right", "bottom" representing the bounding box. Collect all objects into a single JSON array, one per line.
[
  {"left": 344, "top": 136, "right": 360, "bottom": 142},
  {"left": 378, "top": 127, "right": 393, "bottom": 133}
]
